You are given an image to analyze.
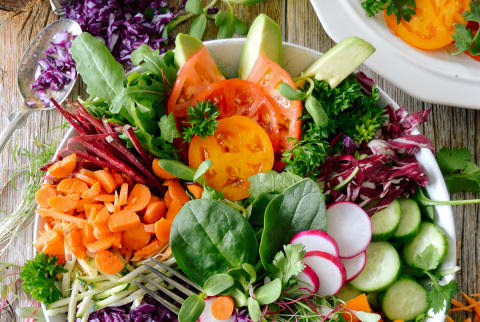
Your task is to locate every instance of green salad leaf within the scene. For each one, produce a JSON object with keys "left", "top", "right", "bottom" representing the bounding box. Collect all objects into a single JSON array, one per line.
[
  {"left": 130, "top": 44, "right": 177, "bottom": 88},
  {"left": 361, "top": 0, "right": 416, "bottom": 23},
  {"left": 453, "top": 1, "right": 480, "bottom": 56},
  {"left": 425, "top": 272, "right": 459, "bottom": 314},
  {"left": 436, "top": 147, "right": 480, "bottom": 193},
  {"left": 269, "top": 244, "right": 306, "bottom": 288},
  {"left": 183, "top": 101, "right": 220, "bottom": 143},
  {"left": 170, "top": 199, "right": 258, "bottom": 284},
  {"left": 178, "top": 294, "right": 205, "bottom": 322},
  {"left": 159, "top": 113, "right": 181, "bottom": 143},
  {"left": 248, "top": 171, "right": 302, "bottom": 200}
]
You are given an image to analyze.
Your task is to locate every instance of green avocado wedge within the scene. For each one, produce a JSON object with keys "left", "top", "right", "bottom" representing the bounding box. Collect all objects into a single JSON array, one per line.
[
  {"left": 174, "top": 33, "right": 204, "bottom": 68},
  {"left": 302, "top": 36, "right": 375, "bottom": 88},
  {"left": 238, "top": 14, "right": 282, "bottom": 79}
]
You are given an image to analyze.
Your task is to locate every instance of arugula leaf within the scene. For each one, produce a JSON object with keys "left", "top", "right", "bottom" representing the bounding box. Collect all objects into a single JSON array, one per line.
[
  {"left": 159, "top": 113, "right": 180, "bottom": 143},
  {"left": 70, "top": 32, "right": 125, "bottom": 102},
  {"left": 20, "top": 253, "right": 65, "bottom": 304},
  {"left": 269, "top": 244, "right": 306, "bottom": 287},
  {"left": 130, "top": 45, "right": 177, "bottom": 88},
  {"left": 436, "top": 147, "right": 472, "bottom": 174},
  {"left": 183, "top": 101, "right": 220, "bottom": 142},
  {"left": 248, "top": 171, "right": 302, "bottom": 200},
  {"left": 425, "top": 272, "right": 459, "bottom": 314}
]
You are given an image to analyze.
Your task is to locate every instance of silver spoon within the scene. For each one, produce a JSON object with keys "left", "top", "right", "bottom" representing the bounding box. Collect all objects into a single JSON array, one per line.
[{"left": 0, "top": 19, "right": 82, "bottom": 153}]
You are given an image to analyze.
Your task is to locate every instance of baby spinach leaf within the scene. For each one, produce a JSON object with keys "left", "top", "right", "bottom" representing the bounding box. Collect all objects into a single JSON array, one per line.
[
  {"left": 248, "top": 171, "right": 302, "bottom": 200},
  {"left": 226, "top": 287, "right": 248, "bottom": 307},
  {"left": 130, "top": 45, "right": 177, "bottom": 88},
  {"left": 201, "top": 185, "right": 224, "bottom": 200},
  {"left": 279, "top": 83, "right": 307, "bottom": 100},
  {"left": 234, "top": 17, "right": 248, "bottom": 35},
  {"left": 204, "top": 274, "right": 235, "bottom": 296},
  {"left": 157, "top": 159, "right": 196, "bottom": 181},
  {"left": 259, "top": 178, "right": 327, "bottom": 267},
  {"left": 247, "top": 297, "right": 262, "bottom": 321},
  {"left": 70, "top": 32, "right": 125, "bottom": 102},
  {"left": 159, "top": 113, "right": 180, "bottom": 143},
  {"left": 185, "top": 0, "right": 203, "bottom": 14},
  {"left": 305, "top": 95, "right": 328, "bottom": 127},
  {"left": 217, "top": 4, "right": 235, "bottom": 39},
  {"left": 254, "top": 278, "right": 282, "bottom": 305},
  {"left": 179, "top": 294, "right": 205, "bottom": 322},
  {"left": 193, "top": 160, "right": 212, "bottom": 181},
  {"left": 170, "top": 200, "right": 258, "bottom": 284},
  {"left": 189, "top": 14, "right": 208, "bottom": 40},
  {"left": 249, "top": 192, "right": 277, "bottom": 226},
  {"left": 242, "top": 263, "right": 257, "bottom": 284}
]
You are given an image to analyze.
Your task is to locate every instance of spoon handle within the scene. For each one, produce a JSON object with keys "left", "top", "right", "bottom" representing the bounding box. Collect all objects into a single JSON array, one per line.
[{"left": 0, "top": 109, "right": 31, "bottom": 153}]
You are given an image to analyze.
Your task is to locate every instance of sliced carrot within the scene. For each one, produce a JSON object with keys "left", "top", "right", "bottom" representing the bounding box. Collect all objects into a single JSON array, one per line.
[
  {"left": 463, "top": 292, "right": 480, "bottom": 318},
  {"left": 107, "top": 210, "right": 140, "bottom": 232},
  {"left": 37, "top": 208, "right": 86, "bottom": 227},
  {"left": 131, "top": 239, "right": 162, "bottom": 261},
  {"left": 34, "top": 230, "right": 61, "bottom": 251},
  {"left": 82, "top": 223, "right": 96, "bottom": 245},
  {"left": 95, "top": 250, "right": 124, "bottom": 274},
  {"left": 94, "top": 169, "right": 116, "bottom": 193},
  {"left": 47, "top": 195, "right": 78, "bottom": 213},
  {"left": 143, "top": 200, "right": 166, "bottom": 224},
  {"left": 152, "top": 158, "right": 176, "bottom": 179},
  {"left": 342, "top": 294, "right": 372, "bottom": 322},
  {"left": 94, "top": 194, "right": 116, "bottom": 203},
  {"left": 35, "top": 186, "right": 57, "bottom": 208},
  {"left": 79, "top": 168, "right": 96, "bottom": 178},
  {"left": 66, "top": 193, "right": 81, "bottom": 201},
  {"left": 144, "top": 224, "right": 155, "bottom": 234},
  {"left": 451, "top": 299, "right": 464, "bottom": 308},
  {"left": 57, "top": 178, "right": 89, "bottom": 194},
  {"left": 86, "top": 205, "right": 103, "bottom": 224},
  {"left": 167, "top": 180, "right": 190, "bottom": 205},
  {"left": 124, "top": 184, "right": 151, "bottom": 212},
  {"left": 446, "top": 316, "right": 454, "bottom": 322},
  {"left": 187, "top": 183, "right": 203, "bottom": 199},
  {"left": 122, "top": 223, "right": 152, "bottom": 251},
  {"left": 164, "top": 190, "right": 173, "bottom": 208},
  {"left": 166, "top": 199, "right": 183, "bottom": 221},
  {"left": 211, "top": 296, "right": 235, "bottom": 320},
  {"left": 112, "top": 232, "right": 122, "bottom": 249},
  {"left": 155, "top": 218, "right": 172, "bottom": 245},
  {"left": 93, "top": 225, "right": 113, "bottom": 240},
  {"left": 119, "top": 183, "right": 129, "bottom": 206},
  {"left": 86, "top": 237, "right": 114, "bottom": 253},
  {"left": 65, "top": 229, "right": 86, "bottom": 259},
  {"left": 81, "top": 182, "right": 101, "bottom": 199},
  {"left": 93, "top": 207, "right": 110, "bottom": 226},
  {"left": 74, "top": 172, "right": 98, "bottom": 186},
  {"left": 75, "top": 199, "right": 98, "bottom": 212},
  {"left": 48, "top": 154, "right": 76, "bottom": 178},
  {"left": 113, "top": 173, "right": 124, "bottom": 186},
  {"left": 105, "top": 202, "right": 116, "bottom": 213},
  {"left": 465, "top": 318, "right": 472, "bottom": 322}
]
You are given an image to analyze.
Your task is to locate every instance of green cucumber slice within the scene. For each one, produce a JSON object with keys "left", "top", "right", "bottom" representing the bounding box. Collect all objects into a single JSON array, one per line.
[
  {"left": 381, "top": 277, "right": 428, "bottom": 320},
  {"left": 392, "top": 199, "right": 421, "bottom": 243},
  {"left": 371, "top": 200, "right": 401, "bottom": 241}
]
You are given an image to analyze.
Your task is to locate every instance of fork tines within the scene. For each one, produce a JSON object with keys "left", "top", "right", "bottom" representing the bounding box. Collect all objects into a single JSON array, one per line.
[{"left": 134, "top": 258, "right": 202, "bottom": 314}]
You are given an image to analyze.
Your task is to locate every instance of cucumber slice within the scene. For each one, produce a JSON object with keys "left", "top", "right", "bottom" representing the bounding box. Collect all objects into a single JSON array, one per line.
[
  {"left": 392, "top": 199, "right": 421, "bottom": 243},
  {"left": 403, "top": 222, "right": 448, "bottom": 271},
  {"left": 371, "top": 200, "right": 401, "bottom": 241},
  {"left": 381, "top": 277, "right": 428, "bottom": 320},
  {"left": 350, "top": 242, "right": 401, "bottom": 292}
]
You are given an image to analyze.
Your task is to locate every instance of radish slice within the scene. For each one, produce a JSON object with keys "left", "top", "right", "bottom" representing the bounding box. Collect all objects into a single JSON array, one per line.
[
  {"left": 326, "top": 201, "right": 372, "bottom": 258},
  {"left": 289, "top": 230, "right": 339, "bottom": 257},
  {"left": 199, "top": 297, "right": 235, "bottom": 322},
  {"left": 341, "top": 251, "right": 367, "bottom": 282},
  {"left": 296, "top": 264, "right": 320, "bottom": 293},
  {"left": 303, "top": 251, "right": 346, "bottom": 296}
]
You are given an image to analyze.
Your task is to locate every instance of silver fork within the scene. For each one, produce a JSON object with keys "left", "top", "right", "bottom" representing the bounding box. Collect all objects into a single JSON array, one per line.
[{"left": 134, "top": 258, "right": 203, "bottom": 314}]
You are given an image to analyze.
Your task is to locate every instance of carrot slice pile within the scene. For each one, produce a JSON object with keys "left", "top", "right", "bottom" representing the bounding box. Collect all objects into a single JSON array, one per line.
[
  {"left": 36, "top": 152, "right": 192, "bottom": 268},
  {"left": 448, "top": 292, "right": 480, "bottom": 321}
]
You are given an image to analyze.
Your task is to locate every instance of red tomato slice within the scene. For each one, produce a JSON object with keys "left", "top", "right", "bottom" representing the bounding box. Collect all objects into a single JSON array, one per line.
[
  {"left": 247, "top": 53, "right": 302, "bottom": 153},
  {"left": 168, "top": 46, "right": 225, "bottom": 118},
  {"left": 194, "top": 79, "right": 281, "bottom": 151}
]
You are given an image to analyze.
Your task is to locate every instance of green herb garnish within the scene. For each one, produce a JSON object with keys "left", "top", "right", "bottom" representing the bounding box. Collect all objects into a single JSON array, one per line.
[
  {"left": 183, "top": 101, "right": 220, "bottom": 142},
  {"left": 425, "top": 271, "right": 459, "bottom": 314},
  {"left": 453, "top": 1, "right": 480, "bottom": 56},
  {"left": 361, "top": 0, "right": 417, "bottom": 23}
]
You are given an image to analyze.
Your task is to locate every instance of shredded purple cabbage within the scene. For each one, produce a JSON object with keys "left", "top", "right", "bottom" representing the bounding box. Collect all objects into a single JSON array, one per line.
[
  {"left": 83, "top": 295, "right": 178, "bottom": 322},
  {"left": 31, "top": 32, "right": 76, "bottom": 104},
  {"left": 63, "top": 0, "right": 179, "bottom": 65}
]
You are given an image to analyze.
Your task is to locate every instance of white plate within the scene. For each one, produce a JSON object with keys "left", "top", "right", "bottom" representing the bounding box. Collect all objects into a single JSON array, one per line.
[
  {"left": 41, "top": 39, "right": 455, "bottom": 321},
  {"left": 310, "top": 0, "right": 480, "bottom": 109}
]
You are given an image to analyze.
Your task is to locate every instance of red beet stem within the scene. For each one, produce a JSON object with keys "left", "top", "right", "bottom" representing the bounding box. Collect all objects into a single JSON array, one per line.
[{"left": 124, "top": 125, "right": 153, "bottom": 166}]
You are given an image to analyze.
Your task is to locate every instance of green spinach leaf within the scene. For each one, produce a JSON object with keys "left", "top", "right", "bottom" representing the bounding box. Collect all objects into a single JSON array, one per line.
[
  {"left": 259, "top": 178, "right": 327, "bottom": 267},
  {"left": 70, "top": 32, "right": 125, "bottom": 102},
  {"left": 248, "top": 171, "right": 302, "bottom": 200},
  {"left": 203, "top": 274, "right": 235, "bottom": 296},
  {"left": 170, "top": 200, "right": 258, "bottom": 284},
  {"left": 249, "top": 192, "right": 277, "bottom": 226}
]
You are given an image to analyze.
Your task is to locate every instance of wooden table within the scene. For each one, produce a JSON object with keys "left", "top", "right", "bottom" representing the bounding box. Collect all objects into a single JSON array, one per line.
[{"left": 0, "top": 0, "right": 478, "bottom": 320}]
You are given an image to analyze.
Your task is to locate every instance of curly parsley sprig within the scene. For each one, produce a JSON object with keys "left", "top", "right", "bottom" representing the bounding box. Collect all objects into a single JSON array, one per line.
[
  {"left": 452, "top": 0, "right": 480, "bottom": 56},
  {"left": 361, "top": 0, "right": 417, "bottom": 23},
  {"left": 183, "top": 101, "right": 220, "bottom": 142}
]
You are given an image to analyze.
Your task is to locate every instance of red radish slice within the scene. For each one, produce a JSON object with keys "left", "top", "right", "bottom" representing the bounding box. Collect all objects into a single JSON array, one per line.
[
  {"left": 199, "top": 297, "right": 235, "bottom": 322},
  {"left": 303, "top": 251, "right": 346, "bottom": 296},
  {"left": 289, "top": 230, "right": 339, "bottom": 257},
  {"left": 341, "top": 251, "right": 367, "bottom": 282},
  {"left": 296, "top": 264, "right": 320, "bottom": 293},
  {"left": 326, "top": 201, "right": 372, "bottom": 258}
]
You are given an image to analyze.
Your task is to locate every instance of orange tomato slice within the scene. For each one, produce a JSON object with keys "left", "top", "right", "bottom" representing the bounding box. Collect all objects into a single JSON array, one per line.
[
  {"left": 188, "top": 115, "right": 274, "bottom": 201},
  {"left": 384, "top": 0, "right": 470, "bottom": 50}
]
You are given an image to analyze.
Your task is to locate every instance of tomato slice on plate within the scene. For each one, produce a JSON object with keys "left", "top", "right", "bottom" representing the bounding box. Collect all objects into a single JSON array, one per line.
[
  {"left": 194, "top": 79, "right": 281, "bottom": 150},
  {"left": 168, "top": 46, "right": 225, "bottom": 118},
  {"left": 189, "top": 115, "right": 274, "bottom": 201},
  {"left": 247, "top": 52, "right": 302, "bottom": 153}
]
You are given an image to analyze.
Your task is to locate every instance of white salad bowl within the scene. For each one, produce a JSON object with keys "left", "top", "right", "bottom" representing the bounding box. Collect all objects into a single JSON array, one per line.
[
  {"left": 39, "top": 38, "right": 456, "bottom": 322},
  {"left": 310, "top": 0, "right": 480, "bottom": 109}
]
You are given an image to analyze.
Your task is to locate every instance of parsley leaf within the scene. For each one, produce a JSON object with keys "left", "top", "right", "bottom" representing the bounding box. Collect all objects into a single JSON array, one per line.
[
  {"left": 436, "top": 147, "right": 472, "bottom": 174},
  {"left": 361, "top": 0, "right": 388, "bottom": 17},
  {"left": 361, "top": 0, "right": 416, "bottom": 23},
  {"left": 20, "top": 253, "right": 66, "bottom": 304},
  {"left": 453, "top": 1, "right": 480, "bottom": 56},
  {"left": 159, "top": 113, "right": 180, "bottom": 143},
  {"left": 182, "top": 101, "right": 220, "bottom": 143},
  {"left": 425, "top": 271, "right": 459, "bottom": 314},
  {"left": 452, "top": 23, "right": 475, "bottom": 55},
  {"left": 463, "top": 0, "right": 480, "bottom": 23},
  {"left": 413, "top": 245, "right": 440, "bottom": 271},
  {"left": 269, "top": 244, "right": 306, "bottom": 288}
]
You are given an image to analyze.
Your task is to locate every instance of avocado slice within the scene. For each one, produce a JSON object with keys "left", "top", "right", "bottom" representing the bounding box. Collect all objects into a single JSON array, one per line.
[
  {"left": 238, "top": 14, "right": 282, "bottom": 79},
  {"left": 174, "top": 33, "right": 204, "bottom": 68},
  {"left": 302, "top": 36, "right": 375, "bottom": 88}
]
